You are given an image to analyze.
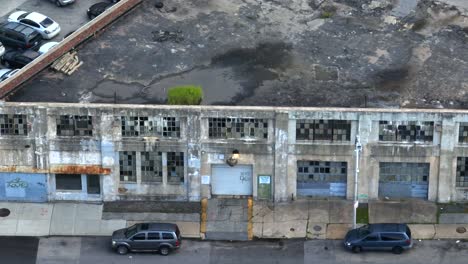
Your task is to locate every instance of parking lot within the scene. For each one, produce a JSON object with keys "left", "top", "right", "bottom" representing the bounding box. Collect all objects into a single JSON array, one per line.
[{"left": 0, "top": 0, "right": 97, "bottom": 70}]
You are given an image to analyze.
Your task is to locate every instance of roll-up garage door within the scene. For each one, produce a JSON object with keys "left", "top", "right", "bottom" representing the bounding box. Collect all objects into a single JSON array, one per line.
[
  {"left": 211, "top": 165, "right": 253, "bottom": 196},
  {"left": 378, "top": 162, "right": 429, "bottom": 199}
]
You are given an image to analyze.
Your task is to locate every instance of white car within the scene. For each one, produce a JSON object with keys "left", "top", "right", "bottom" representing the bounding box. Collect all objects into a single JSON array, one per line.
[
  {"left": 38, "top": 42, "right": 59, "bottom": 54},
  {"left": 8, "top": 11, "right": 60, "bottom": 39},
  {"left": 0, "top": 41, "right": 5, "bottom": 57},
  {"left": 0, "top": 68, "right": 20, "bottom": 82}
]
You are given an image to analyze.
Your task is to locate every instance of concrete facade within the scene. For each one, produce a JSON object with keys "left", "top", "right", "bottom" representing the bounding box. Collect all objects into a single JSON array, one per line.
[{"left": 0, "top": 103, "right": 468, "bottom": 204}]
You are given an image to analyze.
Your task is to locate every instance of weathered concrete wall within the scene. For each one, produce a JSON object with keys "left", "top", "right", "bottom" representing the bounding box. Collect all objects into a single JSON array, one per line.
[{"left": 1, "top": 103, "right": 468, "bottom": 203}]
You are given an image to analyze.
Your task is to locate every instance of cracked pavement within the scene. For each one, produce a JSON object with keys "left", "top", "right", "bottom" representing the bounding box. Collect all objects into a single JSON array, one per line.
[{"left": 9, "top": 0, "right": 468, "bottom": 109}]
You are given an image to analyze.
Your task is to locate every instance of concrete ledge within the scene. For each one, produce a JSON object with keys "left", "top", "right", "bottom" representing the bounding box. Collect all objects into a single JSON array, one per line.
[
  {"left": 408, "top": 224, "right": 436, "bottom": 239},
  {"left": 326, "top": 224, "right": 351, "bottom": 239}
]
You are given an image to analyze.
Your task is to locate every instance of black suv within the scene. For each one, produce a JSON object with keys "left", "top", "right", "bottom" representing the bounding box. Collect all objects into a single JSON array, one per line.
[
  {"left": 1, "top": 50, "right": 41, "bottom": 68},
  {"left": 111, "top": 223, "right": 181, "bottom": 256},
  {"left": 0, "top": 22, "right": 42, "bottom": 49},
  {"left": 344, "top": 223, "right": 412, "bottom": 254}
]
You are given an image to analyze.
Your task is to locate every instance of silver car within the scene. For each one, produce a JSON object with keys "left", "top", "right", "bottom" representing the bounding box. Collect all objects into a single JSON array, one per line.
[
  {"left": 50, "top": 0, "right": 75, "bottom": 7},
  {"left": 0, "top": 68, "right": 20, "bottom": 82}
]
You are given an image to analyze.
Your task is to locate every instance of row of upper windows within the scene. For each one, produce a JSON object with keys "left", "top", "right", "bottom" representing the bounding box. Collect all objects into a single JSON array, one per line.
[{"left": 1, "top": 114, "right": 467, "bottom": 143}]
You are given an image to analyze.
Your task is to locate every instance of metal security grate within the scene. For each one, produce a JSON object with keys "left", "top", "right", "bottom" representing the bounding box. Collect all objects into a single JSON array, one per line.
[
  {"left": 56, "top": 115, "right": 93, "bottom": 136},
  {"left": 121, "top": 116, "right": 180, "bottom": 137},
  {"left": 141, "top": 151, "right": 163, "bottom": 183},
  {"left": 119, "top": 151, "right": 136, "bottom": 182},
  {"left": 0, "top": 114, "right": 28, "bottom": 135},
  {"left": 296, "top": 120, "right": 351, "bottom": 141},
  {"left": 456, "top": 157, "right": 468, "bottom": 187},
  {"left": 167, "top": 152, "right": 184, "bottom": 183},
  {"left": 208, "top": 118, "right": 268, "bottom": 139},
  {"left": 379, "top": 162, "right": 429, "bottom": 183},
  {"left": 379, "top": 121, "right": 434, "bottom": 142}
]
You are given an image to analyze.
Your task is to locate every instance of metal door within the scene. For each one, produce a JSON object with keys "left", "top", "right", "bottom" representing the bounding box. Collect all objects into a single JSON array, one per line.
[
  {"left": 0, "top": 173, "right": 47, "bottom": 202},
  {"left": 378, "top": 162, "right": 429, "bottom": 199},
  {"left": 211, "top": 165, "right": 253, "bottom": 195}
]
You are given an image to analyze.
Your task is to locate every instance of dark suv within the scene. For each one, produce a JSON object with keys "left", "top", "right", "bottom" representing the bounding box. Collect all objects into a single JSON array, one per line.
[
  {"left": 343, "top": 223, "right": 412, "bottom": 254},
  {"left": 111, "top": 223, "right": 181, "bottom": 256},
  {"left": 0, "top": 22, "right": 42, "bottom": 49}
]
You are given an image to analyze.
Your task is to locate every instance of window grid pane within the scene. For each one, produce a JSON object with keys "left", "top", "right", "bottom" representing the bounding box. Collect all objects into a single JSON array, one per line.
[
  {"left": 141, "top": 151, "right": 163, "bottom": 183},
  {"left": 379, "top": 162, "right": 429, "bottom": 183},
  {"left": 119, "top": 151, "right": 136, "bottom": 182},
  {"left": 0, "top": 114, "right": 28, "bottom": 135},
  {"left": 296, "top": 119, "right": 351, "bottom": 141},
  {"left": 459, "top": 123, "right": 468, "bottom": 143},
  {"left": 57, "top": 115, "right": 93, "bottom": 136},
  {"left": 297, "top": 161, "right": 347, "bottom": 183},
  {"left": 208, "top": 118, "right": 268, "bottom": 139},
  {"left": 121, "top": 116, "right": 180, "bottom": 138},
  {"left": 167, "top": 152, "right": 184, "bottom": 183},
  {"left": 456, "top": 157, "right": 468, "bottom": 187},
  {"left": 379, "top": 121, "right": 434, "bottom": 142}
]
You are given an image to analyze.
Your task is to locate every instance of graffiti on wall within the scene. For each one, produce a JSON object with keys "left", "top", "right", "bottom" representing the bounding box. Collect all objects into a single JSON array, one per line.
[{"left": 0, "top": 173, "right": 47, "bottom": 202}]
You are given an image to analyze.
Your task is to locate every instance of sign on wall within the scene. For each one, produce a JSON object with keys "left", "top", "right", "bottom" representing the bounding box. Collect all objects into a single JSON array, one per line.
[{"left": 0, "top": 173, "right": 47, "bottom": 202}]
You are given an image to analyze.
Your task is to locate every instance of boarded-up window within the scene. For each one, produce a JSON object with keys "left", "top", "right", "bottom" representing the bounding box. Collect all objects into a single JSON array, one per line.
[
  {"left": 0, "top": 114, "right": 28, "bottom": 135},
  {"left": 56, "top": 174, "right": 82, "bottom": 190},
  {"left": 379, "top": 121, "right": 433, "bottom": 142},
  {"left": 296, "top": 120, "right": 351, "bottom": 141},
  {"left": 208, "top": 118, "right": 268, "bottom": 139},
  {"left": 167, "top": 152, "right": 184, "bottom": 183},
  {"left": 119, "top": 151, "right": 136, "bottom": 182}
]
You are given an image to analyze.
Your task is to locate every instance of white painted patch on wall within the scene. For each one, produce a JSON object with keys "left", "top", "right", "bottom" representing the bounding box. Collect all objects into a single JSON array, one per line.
[{"left": 49, "top": 151, "right": 101, "bottom": 165}]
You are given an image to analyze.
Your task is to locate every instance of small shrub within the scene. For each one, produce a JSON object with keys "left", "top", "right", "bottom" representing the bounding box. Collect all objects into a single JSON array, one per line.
[
  {"left": 320, "top": 11, "right": 334, "bottom": 19},
  {"left": 167, "top": 85, "right": 203, "bottom": 105},
  {"left": 320, "top": 5, "right": 337, "bottom": 19}
]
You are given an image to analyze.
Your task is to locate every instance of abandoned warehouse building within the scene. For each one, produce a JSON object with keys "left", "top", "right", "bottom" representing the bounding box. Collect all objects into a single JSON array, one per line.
[{"left": 0, "top": 102, "right": 467, "bottom": 206}]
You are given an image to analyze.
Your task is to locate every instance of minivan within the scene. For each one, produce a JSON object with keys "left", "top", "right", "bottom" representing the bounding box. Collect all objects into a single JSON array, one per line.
[
  {"left": 111, "top": 223, "right": 181, "bottom": 256},
  {"left": 0, "top": 22, "right": 42, "bottom": 50},
  {"left": 343, "top": 223, "right": 412, "bottom": 254}
]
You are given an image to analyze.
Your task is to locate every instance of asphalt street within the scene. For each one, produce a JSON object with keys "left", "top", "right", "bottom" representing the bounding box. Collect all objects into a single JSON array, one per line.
[
  {"left": 0, "top": 236, "right": 39, "bottom": 264},
  {"left": 14, "top": 236, "right": 466, "bottom": 264}
]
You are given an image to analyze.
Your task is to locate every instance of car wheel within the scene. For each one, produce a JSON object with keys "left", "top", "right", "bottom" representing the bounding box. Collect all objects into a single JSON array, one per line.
[
  {"left": 159, "top": 246, "right": 170, "bottom": 256},
  {"left": 55, "top": 0, "right": 62, "bottom": 7},
  {"left": 392, "top": 246, "right": 403, "bottom": 254},
  {"left": 117, "top": 245, "right": 129, "bottom": 255},
  {"left": 352, "top": 246, "right": 362, "bottom": 253}
]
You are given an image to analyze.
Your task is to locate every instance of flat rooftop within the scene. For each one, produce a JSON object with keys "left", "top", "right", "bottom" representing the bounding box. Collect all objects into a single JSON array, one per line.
[{"left": 8, "top": 0, "right": 468, "bottom": 109}]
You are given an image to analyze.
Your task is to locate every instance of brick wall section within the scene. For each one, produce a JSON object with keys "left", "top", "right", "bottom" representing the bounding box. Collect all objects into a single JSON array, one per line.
[{"left": 0, "top": 0, "right": 142, "bottom": 99}]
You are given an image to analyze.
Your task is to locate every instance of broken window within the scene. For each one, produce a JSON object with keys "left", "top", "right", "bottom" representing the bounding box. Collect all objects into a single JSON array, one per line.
[
  {"left": 121, "top": 116, "right": 180, "bottom": 137},
  {"left": 141, "top": 151, "right": 163, "bottom": 183},
  {"left": 87, "top": 175, "right": 101, "bottom": 194},
  {"left": 456, "top": 157, "right": 468, "bottom": 187},
  {"left": 296, "top": 119, "right": 351, "bottom": 141},
  {"left": 458, "top": 123, "right": 468, "bottom": 143},
  {"left": 56, "top": 174, "right": 82, "bottom": 190},
  {"left": 167, "top": 152, "right": 184, "bottom": 183},
  {"left": 208, "top": 118, "right": 268, "bottom": 139},
  {"left": 297, "top": 161, "right": 347, "bottom": 183},
  {"left": 56, "top": 115, "right": 93, "bottom": 136},
  {"left": 378, "top": 121, "right": 433, "bottom": 142},
  {"left": 119, "top": 151, "right": 136, "bottom": 182},
  {"left": 0, "top": 114, "right": 28, "bottom": 136}
]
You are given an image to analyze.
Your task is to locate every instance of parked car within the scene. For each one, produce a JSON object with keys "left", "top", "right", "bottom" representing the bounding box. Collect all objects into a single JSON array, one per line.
[
  {"left": 111, "top": 223, "right": 181, "bottom": 256},
  {"left": 0, "top": 68, "right": 20, "bottom": 82},
  {"left": 0, "top": 22, "right": 42, "bottom": 49},
  {"left": 49, "top": 0, "right": 75, "bottom": 7},
  {"left": 8, "top": 11, "right": 60, "bottom": 39},
  {"left": 38, "top": 41, "right": 59, "bottom": 54},
  {"left": 343, "top": 223, "right": 412, "bottom": 254},
  {"left": 1, "top": 50, "right": 41, "bottom": 68},
  {"left": 87, "top": 1, "right": 119, "bottom": 19},
  {"left": 0, "top": 41, "right": 5, "bottom": 57}
]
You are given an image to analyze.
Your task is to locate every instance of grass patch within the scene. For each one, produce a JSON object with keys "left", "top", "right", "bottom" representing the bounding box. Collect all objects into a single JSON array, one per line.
[
  {"left": 320, "top": 11, "right": 334, "bottom": 19},
  {"left": 356, "top": 206, "right": 369, "bottom": 224},
  {"left": 167, "top": 85, "right": 203, "bottom": 105}
]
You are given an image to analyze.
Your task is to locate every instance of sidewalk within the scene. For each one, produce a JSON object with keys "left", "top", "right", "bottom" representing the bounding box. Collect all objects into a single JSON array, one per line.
[{"left": 0, "top": 202, "right": 125, "bottom": 236}]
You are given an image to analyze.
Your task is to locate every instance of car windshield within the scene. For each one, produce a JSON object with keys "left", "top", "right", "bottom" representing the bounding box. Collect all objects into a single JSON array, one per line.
[
  {"left": 357, "top": 225, "right": 370, "bottom": 238},
  {"left": 40, "top": 18, "right": 54, "bottom": 28},
  {"left": 124, "top": 225, "right": 138, "bottom": 238},
  {"left": 18, "top": 13, "right": 29, "bottom": 20}
]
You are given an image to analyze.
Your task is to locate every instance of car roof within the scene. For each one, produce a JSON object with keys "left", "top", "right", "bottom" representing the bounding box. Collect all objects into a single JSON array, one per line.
[
  {"left": 3, "top": 22, "right": 37, "bottom": 36},
  {"left": 137, "top": 223, "right": 178, "bottom": 232},
  {"left": 25, "top": 12, "right": 47, "bottom": 22},
  {"left": 369, "top": 223, "right": 407, "bottom": 233}
]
